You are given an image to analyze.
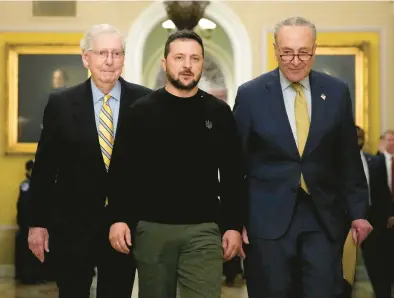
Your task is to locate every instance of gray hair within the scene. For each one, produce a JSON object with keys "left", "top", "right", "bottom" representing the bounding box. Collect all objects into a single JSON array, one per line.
[
  {"left": 274, "top": 17, "right": 317, "bottom": 44},
  {"left": 383, "top": 129, "right": 394, "bottom": 138},
  {"left": 80, "top": 24, "right": 125, "bottom": 52}
]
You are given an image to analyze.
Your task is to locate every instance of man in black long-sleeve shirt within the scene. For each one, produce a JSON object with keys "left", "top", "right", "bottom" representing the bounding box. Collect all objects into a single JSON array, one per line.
[{"left": 108, "top": 30, "right": 243, "bottom": 298}]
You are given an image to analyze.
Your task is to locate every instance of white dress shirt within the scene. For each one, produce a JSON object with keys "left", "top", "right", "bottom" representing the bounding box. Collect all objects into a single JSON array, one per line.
[
  {"left": 360, "top": 151, "right": 371, "bottom": 205},
  {"left": 384, "top": 151, "right": 393, "bottom": 194}
]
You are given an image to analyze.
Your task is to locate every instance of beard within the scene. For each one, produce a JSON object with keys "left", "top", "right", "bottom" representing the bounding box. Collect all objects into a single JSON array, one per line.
[{"left": 166, "top": 70, "right": 202, "bottom": 91}]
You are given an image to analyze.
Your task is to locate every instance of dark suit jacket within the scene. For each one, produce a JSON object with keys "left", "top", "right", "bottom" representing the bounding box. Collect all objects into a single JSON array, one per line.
[
  {"left": 28, "top": 77, "right": 151, "bottom": 231},
  {"left": 233, "top": 68, "right": 368, "bottom": 240},
  {"left": 364, "top": 153, "right": 394, "bottom": 229}
]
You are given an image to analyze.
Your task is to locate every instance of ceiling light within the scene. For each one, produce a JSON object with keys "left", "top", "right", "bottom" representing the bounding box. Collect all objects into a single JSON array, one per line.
[
  {"left": 162, "top": 20, "right": 176, "bottom": 30},
  {"left": 198, "top": 18, "right": 216, "bottom": 30}
]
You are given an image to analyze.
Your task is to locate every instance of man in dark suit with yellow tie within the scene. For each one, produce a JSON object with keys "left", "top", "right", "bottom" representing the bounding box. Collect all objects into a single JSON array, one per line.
[
  {"left": 27, "top": 24, "right": 151, "bottom": 298},
  {"left": 234, "top": 16, "right": 372, "bottom": 298}
]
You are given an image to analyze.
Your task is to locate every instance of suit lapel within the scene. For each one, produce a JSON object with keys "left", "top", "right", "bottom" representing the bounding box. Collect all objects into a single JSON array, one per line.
[
  {"left": 113, "top": 77, "right": 131, "bottom": 142},
  {"left": 71, "top": 78, "right": 106, "bottom": 172},
  {"left": 266, "top": 69, "right": 300, "bottom": 158},
  {"left": 108, "top": 78, "right": 132, "bottom": 172},
  {"left": 303, "top": 70, "right": 325, "bottom": 156}
]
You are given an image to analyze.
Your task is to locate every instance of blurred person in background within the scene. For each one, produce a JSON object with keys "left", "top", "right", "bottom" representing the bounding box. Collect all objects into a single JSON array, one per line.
[
  {"left": 376, "top": 134, "right": 386, "bottom": 156},
  {"left": 15, "top": 159, "right": 46, "bottom": 284},
  {"left": 381, "top": 129, "right": 394, "bottom": 288},
  {"left": 356, "top": 126, "right": 394, "bottom": 298}
]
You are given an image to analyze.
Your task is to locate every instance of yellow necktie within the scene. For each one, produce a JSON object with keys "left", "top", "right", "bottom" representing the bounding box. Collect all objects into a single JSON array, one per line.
[
  {"left": 292, "top": 83, "right": 310, "bottom": 193},
  {"left": 98, "top": 94, "right": 114, "bottom": 171}
]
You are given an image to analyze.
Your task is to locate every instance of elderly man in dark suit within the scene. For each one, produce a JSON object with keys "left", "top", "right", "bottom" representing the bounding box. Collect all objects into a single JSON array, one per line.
[
  {"left": 27, "top": 24, "right": 151, "bottom": 298},
  {"left": 234, "top": 16, "right": 372, "bottom": 298}
]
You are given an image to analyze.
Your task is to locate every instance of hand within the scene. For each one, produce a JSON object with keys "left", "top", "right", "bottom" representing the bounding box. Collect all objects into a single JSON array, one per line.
[
  {"left": 109, "top": 222, "right": 132, "bottom": 254},
  {"left": 222, "top": 230, "right": 242, "bottom": 261},
  {"left": 387, "top": 217, "right": 394, "bottom": 228},
  {"left": 28, "top": 227, "right": 49, "bottom": 263},
  {"left": 242, "top": 226, "right": 249, "bottom": 245},
  {"left": 351, "top": 219, "right": 373, "bottom": 245}
]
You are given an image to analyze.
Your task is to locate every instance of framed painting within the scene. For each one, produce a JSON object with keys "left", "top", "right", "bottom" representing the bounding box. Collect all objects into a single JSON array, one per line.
[
  {"left": 7, "top": 44, "right": 88, "bottom": 154},
  {"left": 313, "top": 45, "right": 368, "bottom": 130}
]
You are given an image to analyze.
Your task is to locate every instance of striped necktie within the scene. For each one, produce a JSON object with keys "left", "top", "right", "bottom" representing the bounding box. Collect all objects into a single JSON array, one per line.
[
  {"left": 98, "top": 94, "right": 114, "bottom": 171},
  {"left": 292, "top": 82, "right": 310, "bottom": 193}
]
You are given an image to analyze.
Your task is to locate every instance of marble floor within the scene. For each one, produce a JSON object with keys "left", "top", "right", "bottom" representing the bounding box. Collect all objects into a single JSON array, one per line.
[
  {"left": 0, "top": 275, "right": 375, "bottom": 298},
  {"left": 0, "top": 247, "right": 378, "bottom": 298}
]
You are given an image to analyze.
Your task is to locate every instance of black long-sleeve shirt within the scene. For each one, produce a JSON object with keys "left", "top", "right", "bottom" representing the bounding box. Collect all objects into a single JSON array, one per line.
[{"left": 110, "top": 88, "right": 242, "bottom": 232}]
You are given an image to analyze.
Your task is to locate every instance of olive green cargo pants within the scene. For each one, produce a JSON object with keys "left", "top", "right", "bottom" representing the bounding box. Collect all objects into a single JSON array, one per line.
[{"left": 134, "top": 221, "right": 223, "bottom": 298}]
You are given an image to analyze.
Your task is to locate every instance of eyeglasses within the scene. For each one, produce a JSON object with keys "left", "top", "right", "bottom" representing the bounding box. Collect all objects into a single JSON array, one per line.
[
  {"left": 89, "top": 50, "right": 124, "bottom": 60},
  {"left": 279, "top": 53, "right": 313, "bottom": 62}
]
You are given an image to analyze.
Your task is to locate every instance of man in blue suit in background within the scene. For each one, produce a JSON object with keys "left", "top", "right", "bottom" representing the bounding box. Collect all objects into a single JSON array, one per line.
[{"left": 234, "top": 16, "right": 373, "bottom": 298}]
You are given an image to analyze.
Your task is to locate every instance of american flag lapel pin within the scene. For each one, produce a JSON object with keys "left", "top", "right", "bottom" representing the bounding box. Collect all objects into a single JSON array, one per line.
[{"left": 321, "top": 94, "right": 326, "bottom": 100}]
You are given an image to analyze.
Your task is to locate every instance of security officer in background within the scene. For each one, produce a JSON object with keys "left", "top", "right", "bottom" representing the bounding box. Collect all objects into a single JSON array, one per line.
[
  {"left": 15, "top": 159, "right": 44, "bottom": 284},
  {"left": 15, "top": 159, "right": 55, "bottom": 284}
]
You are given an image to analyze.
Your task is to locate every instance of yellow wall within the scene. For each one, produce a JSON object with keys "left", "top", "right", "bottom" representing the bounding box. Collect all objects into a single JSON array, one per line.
[
  {"left": 0, "top": 32, "right": 84, "bottom": 265},
  {"left": 0, "top": 0, "right": 393, "bottom": 266}
]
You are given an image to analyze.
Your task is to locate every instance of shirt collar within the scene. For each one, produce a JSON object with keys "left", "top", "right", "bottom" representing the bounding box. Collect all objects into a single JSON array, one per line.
[
  {"left": 384, "top": 151, "right": 393, "bottom": 160},
  {"left": 279, "top": 69, "right": 310, "bottom": 92},
  {"left": 91, "top": 79, "right": 121, "bottom": 104}
]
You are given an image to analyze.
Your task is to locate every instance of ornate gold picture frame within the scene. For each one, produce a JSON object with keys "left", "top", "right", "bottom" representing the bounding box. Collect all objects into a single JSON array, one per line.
[
  {"left": 6, "top": 43, "right": 87, "bottom": 154},
  {"left": 314, "top": 45, "right": 368, "bottom": 131}
]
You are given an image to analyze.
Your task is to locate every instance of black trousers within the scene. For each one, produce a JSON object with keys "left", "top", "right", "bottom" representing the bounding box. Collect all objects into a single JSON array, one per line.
[
  {"left": 245, "top": 189, "right": 343, "bottom": 298},
  {"left": 223, "top": 256, "right": 243, "bottom": 282},
  {"left": 49, "top": 218, "right": 136, "bottom": 298},
  {"left": 361, "top": 228, "right": 392, "bottom": 298}
]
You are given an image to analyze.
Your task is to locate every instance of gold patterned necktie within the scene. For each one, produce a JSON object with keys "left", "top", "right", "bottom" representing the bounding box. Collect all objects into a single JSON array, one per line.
[
  {"left": 292, "top": 82, "right": 310, "bottom": 193},
  {"left": 98, "top": 94, "right": 114, "bottom": 172}
]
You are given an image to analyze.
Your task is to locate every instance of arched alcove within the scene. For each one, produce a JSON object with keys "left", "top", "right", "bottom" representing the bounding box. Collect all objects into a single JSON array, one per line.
[{"left": 124, "top": 1, "right": 253, "bottom": 108}]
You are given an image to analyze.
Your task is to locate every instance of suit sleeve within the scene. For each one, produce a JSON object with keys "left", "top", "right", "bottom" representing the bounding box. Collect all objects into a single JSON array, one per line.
[
  {"left": 218, "top": 104, "right": 243, "bottom": 232},
  {"left": 107, "top": 87, "right": 151, "bottom": 228},
  {"left": 107, "top": 105, "right": 141, "bottom": 228},
  {"left": 28, "top": 93, "right": 60, "bottom": 228},
  {"left": 233, "top": 87, "right": 252, "bottom": 158},
  {"left": 232, "top": 87, "right": 252, "bottom": 227},
  {"left": 339, "top": 85, "right": 369, "bottom": 221}
]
